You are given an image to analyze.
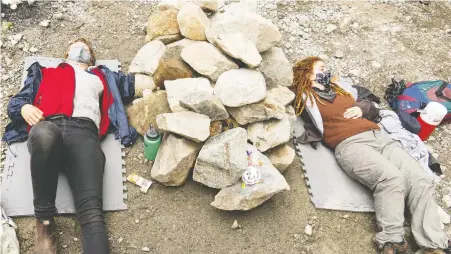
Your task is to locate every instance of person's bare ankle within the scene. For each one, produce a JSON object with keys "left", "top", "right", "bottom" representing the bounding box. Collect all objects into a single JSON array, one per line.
[{"left": 35, "top": 219, "right": 56, "bottom": 254}]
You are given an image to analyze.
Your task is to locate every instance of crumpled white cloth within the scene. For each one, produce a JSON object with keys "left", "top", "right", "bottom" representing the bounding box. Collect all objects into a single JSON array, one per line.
[{"left": 378, "top": 110, "right": 432, "bottom": 175}]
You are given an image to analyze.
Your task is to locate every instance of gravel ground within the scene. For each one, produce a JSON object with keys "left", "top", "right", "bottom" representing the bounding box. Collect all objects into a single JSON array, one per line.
[{"left": 1, "top": 1, "right": 451, "bottom": 253}]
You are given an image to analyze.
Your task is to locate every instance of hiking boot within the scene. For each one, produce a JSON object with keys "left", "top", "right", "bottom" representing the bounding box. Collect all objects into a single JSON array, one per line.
[
  {"left": 381, "top": 241, "right": 413, "bottom": 254},
  {"left": 35, "top": 219, "right": 56, "bottom": 254}
]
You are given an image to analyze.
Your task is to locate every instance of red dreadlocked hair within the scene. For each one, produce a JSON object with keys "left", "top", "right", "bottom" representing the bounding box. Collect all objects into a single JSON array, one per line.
[{"left": 290, "top": 56, "right": 351, "bottom": 116}]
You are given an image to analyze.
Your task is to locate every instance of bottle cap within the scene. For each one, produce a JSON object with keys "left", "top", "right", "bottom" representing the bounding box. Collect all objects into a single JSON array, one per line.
[{"left": 146, "top": 125, "right": 159, "bottom": 139}]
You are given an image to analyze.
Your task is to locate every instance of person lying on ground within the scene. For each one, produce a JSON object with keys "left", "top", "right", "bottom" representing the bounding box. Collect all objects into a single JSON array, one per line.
[
  {"left": 291, "top": 56, "right": 450, "bottom": 254},
  {"left": 3, "top": 38, "right": 138, "bottom": 254}
]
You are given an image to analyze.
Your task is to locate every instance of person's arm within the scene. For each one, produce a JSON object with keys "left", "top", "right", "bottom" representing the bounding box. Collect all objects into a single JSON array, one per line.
[
  {"left": 7, "top": 62, "right": 42, "bottom": 122},
  {"left": 355, "top": 99, "right": 380, "bottom": 121}
]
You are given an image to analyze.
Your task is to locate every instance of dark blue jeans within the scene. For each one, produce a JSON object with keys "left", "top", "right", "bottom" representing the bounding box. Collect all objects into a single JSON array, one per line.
[{"left": 27, "top": 117, "right": 109, "bottom": 254}]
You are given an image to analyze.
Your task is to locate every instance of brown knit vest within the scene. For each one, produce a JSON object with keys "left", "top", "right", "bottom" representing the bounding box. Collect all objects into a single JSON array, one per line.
[{"left": 316, "top": 94, "right": 380, "bottom": 149}]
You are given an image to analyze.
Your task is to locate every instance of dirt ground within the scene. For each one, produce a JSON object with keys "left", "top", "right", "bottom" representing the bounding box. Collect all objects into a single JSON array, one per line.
[{"left": 1, "top": 1, "right": 451, "bottom": 253}]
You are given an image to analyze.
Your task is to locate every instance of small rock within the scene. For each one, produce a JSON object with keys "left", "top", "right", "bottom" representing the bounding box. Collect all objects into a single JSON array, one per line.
[
  {"left": 438, "top": 206, "right": 450, "bottom": 224},
  {"left": 151, "top": 133, "right": 203, "bottom": 186},
  {"left": 247, "top": 116, "right": 293, "bottom": 152},
  {"left": 231, "top": 220, "right": 241, "bottom": 229},
  {"left": 127, "top": 91, "right": 171, "bottom": 135},
  {"left": 142, "top": 247, "right": 151, "bottom": 252},
  {"left": 129, "top": 40, "right": 166, "bottom": 75},
  {"left": 156, "top": 111, "right": 211, "bottom": 143},
  {"left": 325, "top": 24, "right": 337, "bottom": 34},
  {"left": 153, "top": 45, "right": 195, "bottom": 88},
  {"left": 135, "top": 74, "right": 155, "bottom": 97},
  {"left": 29, "top": 46, "right": 38, "bottom": 53},
  {"left": 146, "top": 9, "right": 180, "bottom": 42},
  {"left": 258, "top": 47, "right": 293, "bottom": 88},
  {"left": 267, "top": 86, "right": 295, "bottom": 106},
  {"left": 349, "top": 69, "right": 360, "bottom": 77},
  {"left": 294, "top": 233, "right": 301, "bottom": 239},
  {"left": 177, "top": 3, "right": 210, "bottom": 41},
  {"left": 305, "top": 224, "right": 313, "bottom": 236},
  {"left": 206, "top": 11, "right": 282, "bottom": 52},
  {"left": 181, "top": 41, "right": 238, "bottom": 82},
  {"left": 227, "top": 96, "right": 285, "bottom": 125},
  {"left": 118, "top": 237, "right": 123, "bottom": 243},
  {"left": 372, "top": 61, "right": 381, "bottom": 68},
  {"left": 215, "top": 33, "right": 262, "bottom": 68},
  {"left": 179, "top": 93, "right": 229, "bottom": 121},
  {"left": 334, "top": 50, "right": 344, "bottom": 58},
  {"left": 343, "top": 214, "right": 350, "bottom": 219},
  {"left": 442, "top": 195, "right": 451, "bottom": 208},
  {"left": 39, "top": 20, "right": 50, "bottom": 27},
  {"left": 429, "top": 136, "right": 436, "bottom": 141},
  {"left": 214, "top": 69, "right": 266, "bottom": 107},
  {"left": 54, "top": 13, "right": 64, "bottom": 20},
  {"left": 266, "top": 144, "right": 295, "bottom": 174},
  {"left": 74, "top": 238, "right": 78, "bottom": 242},
  {"left": 164, "top": 77, "right": 213, "bottom": 112},
  {"left": 135, "top": 219, "right": 140, "bottom": 224},
  {"left": 62, "top": 245, "right": 68, "bottom": 248}
]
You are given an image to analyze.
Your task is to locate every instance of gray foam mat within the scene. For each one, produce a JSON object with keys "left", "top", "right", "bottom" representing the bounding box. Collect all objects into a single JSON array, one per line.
[
  {"left": 293, "top": 117, "right": 375, "bottom": 212},
  {"left": 1, "top": 57, "right": 127, "bottom": 217}
]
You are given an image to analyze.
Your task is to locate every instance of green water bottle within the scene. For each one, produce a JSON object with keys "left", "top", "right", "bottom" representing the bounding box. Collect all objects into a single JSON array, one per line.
[{"left": 144, "top": 125, "right": 161, "bottom": 161}]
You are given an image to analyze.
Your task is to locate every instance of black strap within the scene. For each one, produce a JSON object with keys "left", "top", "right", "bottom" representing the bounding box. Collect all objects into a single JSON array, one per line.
[{"left": 435, "top": 81, "right": 451, "bottom": 102}]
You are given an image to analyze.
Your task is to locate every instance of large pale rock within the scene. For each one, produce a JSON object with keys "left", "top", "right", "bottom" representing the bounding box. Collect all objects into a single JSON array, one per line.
[
  {"left": 267, "top": 85, "right": 295, "bottom": 106},
  {"left": 214, "top": 69, "right": 266, "bottom": 107},
  {"left": 215, "top": 33, "right": 262, "bottom": 68},
  {"left": 181, "top": 41, "right": 238, "bottom": 81},
  {"left": 247, "top": 116, "right": 292, "bottom": 152},
  {"left": 266, "top": 145, "right": 295, "bottom": 174},
  {"left": 177, "top": 3, "right": 210, "bottom": 41},
  {"left": 206, "top": 12, "right": 281, "bottom": 53},
  {"left": 153, "top": 46, "right": 195, "bottom": 88},
  {"left": 146, "top": 9, "right": 180, "bottom": 42},
  {"left": 258, "top": 47, "right": 293, "bottom": 88},
  {"left": 149, "top": 33, "right": 184, "bottom": 45},
  {"left": 165, "top": 77, "right": 213, "bottom": 112},
  {"left": 129, "top": 41, "right": 166, "bottom": 75},
  {"left": 151, "top": 133, "right": 203, "bottom": 186},
  {"left": 156, "top": 111, "right": 211, "bottom": 142},
  {"left": 158, "top": 0, "right": 221, "bottom": 12},
  {"left": 135, "top": 74, "right": 156, "bottom": 97},
  {"left": 127, "top": 91, "right": 171, "bottom": 135},
  {"left": 211, "top": 144, "right": 290, "bottom": 211},
  {"left": 193, "top": 128, "right": 248, "bottom": 189},
  {"left": 227, "top": 96, "right": 285, "bottom": 125},
  {"left": 166, "top": 38, "right": 197, "bottom": 49},
  {"left": 180, "top": 92, "right": 229, "bottom": 121}
]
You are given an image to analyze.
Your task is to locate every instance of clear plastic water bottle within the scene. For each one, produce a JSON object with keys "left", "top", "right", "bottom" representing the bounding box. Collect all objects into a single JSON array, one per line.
[{"left": 143, "top": 125, "right": 161, "bottom": 161}]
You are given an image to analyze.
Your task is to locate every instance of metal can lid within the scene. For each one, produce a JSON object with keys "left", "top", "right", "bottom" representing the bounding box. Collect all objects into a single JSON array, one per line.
[{"left": 242, "top": 166, "right": 261, "bottom": 185}]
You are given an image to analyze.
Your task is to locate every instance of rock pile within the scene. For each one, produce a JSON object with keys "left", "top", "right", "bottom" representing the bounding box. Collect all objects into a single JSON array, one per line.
[{"left": 127, "top": 0, "right": 295, "bottom": 211}]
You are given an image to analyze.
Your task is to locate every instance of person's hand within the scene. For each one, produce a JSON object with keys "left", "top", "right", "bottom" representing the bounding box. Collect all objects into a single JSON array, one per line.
[
  {"left": 343, "top": 106, "right": 363, "bottom": 119},
  {"left": 21, "top": 104, "right": 44, "bottom": 126}
]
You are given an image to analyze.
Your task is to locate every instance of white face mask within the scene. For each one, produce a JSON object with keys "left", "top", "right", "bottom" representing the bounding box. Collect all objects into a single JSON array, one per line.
[{"left": 67, "top": 46, "right": 91, "bottom": 64}]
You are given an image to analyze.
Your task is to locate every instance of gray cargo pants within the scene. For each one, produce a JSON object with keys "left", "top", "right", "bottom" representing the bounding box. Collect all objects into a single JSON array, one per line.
[{"left": 335, "top": 130, "right": 448, "bottom": 249}]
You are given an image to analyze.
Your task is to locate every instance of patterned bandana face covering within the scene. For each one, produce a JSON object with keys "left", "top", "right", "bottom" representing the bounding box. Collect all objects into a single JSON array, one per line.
[
  {"left": 67, "top": 46, "right": 91, "bottom": 64},
  {"left": 313, "top": 71, "right": 337, "bottom": 102}
]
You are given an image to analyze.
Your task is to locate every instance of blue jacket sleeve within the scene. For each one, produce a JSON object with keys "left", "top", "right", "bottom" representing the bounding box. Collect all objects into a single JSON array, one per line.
[
  {"left": 113, "top": 71, "right": 135, "bottom": 104},
  {"left": 7, "top": 62, "right": 42, "bottom": 121}
]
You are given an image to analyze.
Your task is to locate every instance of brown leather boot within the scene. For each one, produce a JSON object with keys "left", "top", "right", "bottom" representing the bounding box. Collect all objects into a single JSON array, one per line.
[
  {"left": 34, "top": 219, "right": 56, "bottom": 254},
  {"left": 381, "top": 241, "right": 414, "bottom": 254}
]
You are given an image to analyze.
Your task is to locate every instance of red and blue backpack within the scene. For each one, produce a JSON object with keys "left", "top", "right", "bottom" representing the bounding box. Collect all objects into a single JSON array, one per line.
[{"left": 385, "top": 79, "right": 451, "bottom": 123}]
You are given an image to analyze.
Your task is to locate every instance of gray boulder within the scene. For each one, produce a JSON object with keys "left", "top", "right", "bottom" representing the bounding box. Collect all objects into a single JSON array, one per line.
[
  {"left": 211, "top": 144, "right": 290, "bottom": 211},
  {"left": 156, "top": 111, "right": 211, "bottom": 143},
  {"left": 258, "top": 47, "right": 293, "bottom": 88},
  {"left": 193, "top": 128, "right": 248, "bottom": 189}
]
